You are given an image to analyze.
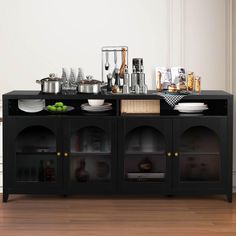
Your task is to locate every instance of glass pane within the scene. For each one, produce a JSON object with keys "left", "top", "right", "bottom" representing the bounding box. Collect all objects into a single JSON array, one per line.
[
  {"left": 125, "top": 126, "right": 165, "bottom": 153},
  {"left": 71, "top": 127, "right": 111, "bottom": 153},
  {"left": 16, "top": 126, "right": 56, "bottom": 153},
  {"left": 16, "top": 157, "right": 57, "bottom": 183},
  {"left": 124, "top": 157, "right": 166, "bottom": 182},
  {"left": 180, "top": 126, "right": 219, "bottom": 153},
  {"left": 70, "top": 157, "right": 111, "bottom": 183},
  {"left": 180, "top": 155, "right": 220, "bottom": 181}
]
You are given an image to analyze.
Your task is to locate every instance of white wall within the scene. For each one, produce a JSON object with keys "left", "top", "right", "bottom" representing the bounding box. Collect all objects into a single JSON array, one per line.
[{"left": 0, "top": 0, "right": 233, "bottom": 192}]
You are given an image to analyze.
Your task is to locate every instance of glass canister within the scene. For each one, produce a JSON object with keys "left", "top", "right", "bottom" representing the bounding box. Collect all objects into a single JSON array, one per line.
[
  {"left": 187, "top": 72, "right": 194, "bottom": 91},
  {"left": 194, "top": 76, "right": 201, "bottom": 93}
]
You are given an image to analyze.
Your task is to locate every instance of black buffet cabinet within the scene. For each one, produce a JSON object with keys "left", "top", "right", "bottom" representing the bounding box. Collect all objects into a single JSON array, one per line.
[{"left": 2, "top": 90, "right": 233, "bottom": 202}]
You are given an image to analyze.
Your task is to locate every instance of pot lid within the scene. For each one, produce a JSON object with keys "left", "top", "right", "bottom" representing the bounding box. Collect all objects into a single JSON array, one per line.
[{"left": 43, "top": 73, "right": 62, "bottom": 81}]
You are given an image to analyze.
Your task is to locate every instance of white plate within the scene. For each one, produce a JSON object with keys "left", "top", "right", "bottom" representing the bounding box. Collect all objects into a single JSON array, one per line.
[
  {"left": 81, "top": 107, "right": 112, "bottom": 112},
  {"left": 175, "top": 105, "right": 207, "bottom": 110},
  {"left": 174, "top": 108, "right": 208, "bottom": 113},
  {"left": 18, "top": 99, "right": 45, "bottom": 110},
  {"left": 81, "top": 103, "right": 112, "bottom": 108},
  {"left": 18, "top": 104, "right": 44, "bottom": 113}
]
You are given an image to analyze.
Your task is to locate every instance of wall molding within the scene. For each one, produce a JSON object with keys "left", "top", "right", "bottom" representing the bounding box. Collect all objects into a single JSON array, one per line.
[{"left": 225, "top": 0, "right": 233, "bottom": 93}]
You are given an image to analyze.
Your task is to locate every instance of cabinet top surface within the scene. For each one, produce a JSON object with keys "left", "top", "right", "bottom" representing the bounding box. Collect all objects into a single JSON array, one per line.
[{"left": 2, "top": 90, "right": 233, "bottom": 100}]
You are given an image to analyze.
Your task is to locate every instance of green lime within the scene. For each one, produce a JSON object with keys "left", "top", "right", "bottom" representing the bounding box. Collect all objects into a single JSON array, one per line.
[
  {"left": 50, "top": 106, "right": 56, "bottom": 112},
  {"left": 47, "top": 105, "right": 52, "bottom": 110},
  {"left": 56, "top": 107, "right": 62, "bottom": 112},
  {"left": 55, "top": 102, "right": 64, "bottom": 107},
  {"left": 62, "top": 105, "right": 68, "bottom": 111}
]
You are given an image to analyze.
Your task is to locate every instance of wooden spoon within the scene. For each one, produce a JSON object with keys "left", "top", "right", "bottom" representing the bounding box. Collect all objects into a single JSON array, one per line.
[{"left": 119, "top": 48, "right": 126, "bottom": 78}]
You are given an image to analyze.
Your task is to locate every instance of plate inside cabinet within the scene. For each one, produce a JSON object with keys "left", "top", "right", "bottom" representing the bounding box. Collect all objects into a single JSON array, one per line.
[{"left": 44, "top": 106, "right": 74, "bottom": 113}]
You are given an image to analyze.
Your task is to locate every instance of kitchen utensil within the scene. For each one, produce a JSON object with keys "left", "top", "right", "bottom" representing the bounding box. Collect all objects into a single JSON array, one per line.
[
  {"left": 131, "top": 66, "right": 138, "bottom": 92},
  {"left": 123, "top": 65, "right": 130, "bottom": 86},
  {"left": 114, "top": 68, "right": 120, "bottom": 86},
  {"left": 105, "top": 51, "right": 109, "bottom": 70},
  {"left": 139, "top": 66, "right": 148, "bottom": 94},
  {"left": 78, "top": 76, "right": 105, "bottom": 94},
  {"left": 123, "top": 84, "right": 129, "bottom": 94},
  {"left": 36, "top": 74, "right": 62, "bottom": 94},
  {"left": 88, "top": 99, "right": 105, "bottom": 106},
  {"left": 107, "top": 73, "right": 113, "bottom": 92},
  {"left": 135, "top": 84, "right": 140, "bottom": 94},
  {"left": 119, "top": 48, "right": 126, "bottom": 78},
  {"left": 112, "top": 50, "right": 119, "bottom": 78}
]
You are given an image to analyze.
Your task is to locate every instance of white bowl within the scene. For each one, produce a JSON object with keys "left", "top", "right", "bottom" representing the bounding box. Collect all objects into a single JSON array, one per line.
[
  {"left": 88, "top": 99, "right": 105, "bottom": 106},
  {"left": 177, "top": 103, "right": 205, "bottom": 107}
]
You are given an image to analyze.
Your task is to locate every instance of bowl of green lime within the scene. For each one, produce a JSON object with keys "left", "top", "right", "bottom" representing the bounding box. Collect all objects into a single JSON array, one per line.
[{"left": 44, "top": 102, "right": 74, "bottom": 113}]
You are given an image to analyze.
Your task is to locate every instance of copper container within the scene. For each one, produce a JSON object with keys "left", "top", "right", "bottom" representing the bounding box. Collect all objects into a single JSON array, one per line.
[
  {"left": 187, "top": 72, "right": 194, "bottom": 91},
  {"left": 194, "top": 76, "right": 201, "bottom": 93}
]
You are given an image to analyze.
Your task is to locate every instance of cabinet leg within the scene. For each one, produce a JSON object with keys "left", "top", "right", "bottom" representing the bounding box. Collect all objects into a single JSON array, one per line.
[
  {"left": 3, "top": 193, "right": 9, "bottom": 203},
  {"left": 227, "top": 193, "right": 232, "bottom": 203}
]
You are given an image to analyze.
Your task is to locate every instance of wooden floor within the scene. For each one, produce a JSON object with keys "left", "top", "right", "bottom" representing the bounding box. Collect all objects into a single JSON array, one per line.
[{"left": 0, "top": 194, "right": 236, "bottom": 236}]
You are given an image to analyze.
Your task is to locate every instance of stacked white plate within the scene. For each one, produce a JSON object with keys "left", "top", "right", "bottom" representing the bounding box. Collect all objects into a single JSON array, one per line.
[
  {"left": 174, "top": 103, "right": 208, "bottom": 113},
  {"left": 18, "top": 99, "right": 45, "bottom": 113},
  {"left": 81, "top": 103, "right": 112, "bottom": 112}
]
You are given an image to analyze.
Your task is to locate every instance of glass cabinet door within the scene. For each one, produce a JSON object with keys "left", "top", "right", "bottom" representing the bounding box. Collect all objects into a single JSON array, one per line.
[
  {"left": 173, "top": 117, "right": 227, "bottom": 190},
  {"left": 9, "top": 118, "right": 63, "bottom": 191},
  {"left": 119, "top": 118, "right": 172, "bottom": 193},
  {"left": 64, "top": 117, "right": 115, "bottom": 193}
]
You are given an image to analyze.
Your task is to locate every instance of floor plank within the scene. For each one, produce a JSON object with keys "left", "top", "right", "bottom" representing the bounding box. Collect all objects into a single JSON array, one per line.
[{"left": 0, "top": 194, "right": 236, "bottom": 236}]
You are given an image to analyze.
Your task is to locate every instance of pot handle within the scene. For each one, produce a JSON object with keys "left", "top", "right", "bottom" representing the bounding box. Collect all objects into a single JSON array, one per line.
[{"left": 36, "top": 80, "right": 42, "bottom": 84}]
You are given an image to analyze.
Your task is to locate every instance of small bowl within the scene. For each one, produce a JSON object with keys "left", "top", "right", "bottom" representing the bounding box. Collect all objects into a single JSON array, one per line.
[{"left": 88, "top": 99, "right": 105, "bottom": 106}]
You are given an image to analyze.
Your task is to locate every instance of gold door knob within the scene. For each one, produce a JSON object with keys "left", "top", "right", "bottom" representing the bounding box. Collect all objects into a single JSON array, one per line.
[
  {"left": 174, "top": 152, "right": 179, "bottom": 157},
  {"left": 167, "top": 152, "right": 172, "bottom": 157},
  {"left": 64, "top": 152, "right": 69, "bottom": 157},
  {"left": 57, "top": 152, "right": 61, "bottom": 157}
]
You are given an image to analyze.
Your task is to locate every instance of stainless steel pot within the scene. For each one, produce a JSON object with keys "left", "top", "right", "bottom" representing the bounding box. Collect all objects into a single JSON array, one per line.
[
  {"left": 36, "top": 74, "right": 62, "bottom": 94},
  {"left": 78, "top": 76, "right": 105, "bottom": 94},
  {"left": 78, "top": 83, "right": 102, "bottom": 94}
]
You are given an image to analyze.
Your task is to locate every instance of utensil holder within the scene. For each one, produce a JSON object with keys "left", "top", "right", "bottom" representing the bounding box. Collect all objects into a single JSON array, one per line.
[{"left": 101, "top": 46, "right": 128, "bottom": 83}]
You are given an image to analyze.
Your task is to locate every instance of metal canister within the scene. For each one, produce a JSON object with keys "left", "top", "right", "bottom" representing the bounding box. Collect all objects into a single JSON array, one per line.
[
  {"left": 131, "top": 66, "right": 138, "bottom": 92},
  {"left": 123, "top": 66, "right": 130, "bottom": 94}
]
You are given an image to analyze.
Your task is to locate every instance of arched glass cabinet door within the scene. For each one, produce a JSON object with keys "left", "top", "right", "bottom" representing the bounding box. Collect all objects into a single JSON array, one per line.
[
  {"left": 63, "top": 117, "right": 115, "bottom": 192},
  {"left": 8, "top": 118, "right": 63, "bottom": 189},
  {"left": 173, "top": 117, "right": 227, "bottom": 190},
  {"left": 70, "top": 126, "right": 111, "bottom": 154},
  {"left": 119, "top": 118, "right": 172, "bottom": 190}
]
